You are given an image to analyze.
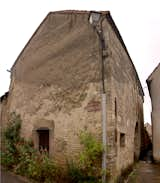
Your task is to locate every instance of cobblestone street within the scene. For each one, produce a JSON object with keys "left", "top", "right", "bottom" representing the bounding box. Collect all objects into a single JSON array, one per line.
[{"left": 127, "top": 161, "right": 160, "bottom": 183}]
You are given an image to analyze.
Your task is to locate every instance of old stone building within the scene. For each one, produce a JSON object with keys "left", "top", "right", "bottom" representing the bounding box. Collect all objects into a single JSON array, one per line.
[
  {"left": 0, "top": 92, "right": 9, "bottom": 150},
  {"left": 1, "top": 11, "right": 144, "bottom": 179},
  {"left": 144, "top": 123, "right": 152, "bottom": 141},
  {"left": 147, "top": 63, "right": 160, "bottom": 162}
]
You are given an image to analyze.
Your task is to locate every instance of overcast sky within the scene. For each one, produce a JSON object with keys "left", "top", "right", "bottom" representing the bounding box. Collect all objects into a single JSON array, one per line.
[{"left": 0, "top": 0, "right": 160, "bottom": 123}]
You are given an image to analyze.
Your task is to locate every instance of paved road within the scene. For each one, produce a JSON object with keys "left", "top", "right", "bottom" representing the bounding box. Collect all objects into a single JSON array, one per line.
[
  {"left": 127, "top": 161, "right": 160, "bottom": 183},
  {"left": 1, "top": 169, "right": 30, "bottom": 183}
]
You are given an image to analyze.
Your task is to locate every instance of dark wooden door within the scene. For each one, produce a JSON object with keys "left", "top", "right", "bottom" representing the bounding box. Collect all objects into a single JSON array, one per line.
[{"left": 37, "top": 130, "right": 49, "bottom": 152}]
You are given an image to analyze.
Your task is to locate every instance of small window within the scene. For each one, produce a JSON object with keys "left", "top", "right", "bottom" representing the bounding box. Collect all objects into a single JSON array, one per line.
[
  {"left": 37, "top": 129, "right": 49, "bottom": 153},
  {"left": 120, "top": 133, "right": 125, "bottom": 147},
  {"left": 115, "top": 129, "right": 117, "bottom": 143},
  {"left": 115, "top": 97, "right": 117, "bottom": 117}
]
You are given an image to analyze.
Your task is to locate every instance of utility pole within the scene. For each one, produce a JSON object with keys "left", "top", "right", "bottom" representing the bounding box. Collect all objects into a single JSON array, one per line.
[
  {"left": 89, "top": 12, "right": 107, "bottom": 183},
  {"left": 101, "top": 93, "right": 107, "bottom": 183}
]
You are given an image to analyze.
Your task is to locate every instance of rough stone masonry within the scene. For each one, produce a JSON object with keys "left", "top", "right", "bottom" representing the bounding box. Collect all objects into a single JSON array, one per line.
[{"left": 0, "top": 10, "right": 144, "bottom": 180}]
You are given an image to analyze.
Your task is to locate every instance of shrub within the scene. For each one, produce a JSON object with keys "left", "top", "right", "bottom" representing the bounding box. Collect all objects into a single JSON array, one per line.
[
  {"left": 1, "top": 113, "right": 59, "bottom": 183},
  {"left": 67, "top": 131, "right": 103, "bottom": 183},
  {"left": 37, "top": 153, "right": 59, "bottom": 183},
  {"left": 67, "top": 159, "right": 85, "bottom": 182},
  {"left": 1, "top": 113, "right": 22, "bottom": 169},
  {"left": 0, "top": 151, "right": 16, "bottom": 169},
  {"left": 15, "top": 139, "right": 37, "bottom": 176},
  {"left": 1, "top": 113, "right": 110, "bottom": 183},
  {"left": 79, "top": 131, "right": 102, "bottom": 166},
  {"left": 4, "top": 112, "right": 21, "bottom": 145}
]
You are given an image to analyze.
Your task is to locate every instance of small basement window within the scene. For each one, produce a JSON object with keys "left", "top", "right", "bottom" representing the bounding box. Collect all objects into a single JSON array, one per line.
[
  {"left": 120, "top": 133, "right": 125, "bottom": 147},
  {"left": 37, "top": 128, "right": 49, "bottom": 153}
]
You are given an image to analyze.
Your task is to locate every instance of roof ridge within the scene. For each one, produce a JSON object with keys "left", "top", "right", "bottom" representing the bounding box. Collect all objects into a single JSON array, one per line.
[
  {"left": 49, "top": 10, "right": 110, "bottom": 14},
  {"left": 147, "top": 62, "right": 160, "bottom": 81}
]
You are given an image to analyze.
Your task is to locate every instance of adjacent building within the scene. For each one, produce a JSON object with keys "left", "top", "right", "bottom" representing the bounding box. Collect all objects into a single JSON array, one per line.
[
  {"left": 144, "top": 122, "right": 152, "bottom": 141},
  {"left": 147, "top": 63, "right": 160, "bottom": 162},
  {"left": 0, "top": 92, "right": 9, "bottom": 150},
  {"left": 1, "top": 11, "right": 144, "bottom": 179}
]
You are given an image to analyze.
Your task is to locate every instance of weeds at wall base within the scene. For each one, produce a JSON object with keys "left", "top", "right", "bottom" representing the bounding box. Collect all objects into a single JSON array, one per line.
[
  {"left": 115, "top": 163, "right": 139, "bottom": 183},
  {"left": 1, "top": 113, "right": 111, "bottom": 183},
  {"left": 0, "top": 113, "right": 60, "bottom": 183}
]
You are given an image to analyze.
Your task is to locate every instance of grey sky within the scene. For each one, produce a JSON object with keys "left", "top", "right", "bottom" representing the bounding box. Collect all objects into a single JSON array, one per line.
[{"left": 0, "top": 0, "right": 160, "bottom": 123}]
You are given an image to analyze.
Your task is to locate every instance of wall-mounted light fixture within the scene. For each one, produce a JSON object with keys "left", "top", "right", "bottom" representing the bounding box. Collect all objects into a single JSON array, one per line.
[{"left": 89, "top": 11, "right": 101, "bottom": 25}]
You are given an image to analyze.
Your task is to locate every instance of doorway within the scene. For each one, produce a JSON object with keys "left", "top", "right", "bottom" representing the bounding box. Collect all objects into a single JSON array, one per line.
[
  {"left": 37, "top": 128, "right": 49, "bottom": 152},
  {"left": 134, "top": 123, "right": 139, "bottom": 161}
]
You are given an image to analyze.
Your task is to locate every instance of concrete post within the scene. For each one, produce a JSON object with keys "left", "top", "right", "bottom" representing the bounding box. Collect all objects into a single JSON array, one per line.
[{"left": 102, "top": 93, "right": 107, "bottom": 183}]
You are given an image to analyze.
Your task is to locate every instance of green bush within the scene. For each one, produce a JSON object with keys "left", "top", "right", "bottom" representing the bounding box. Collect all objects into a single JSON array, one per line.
[
  {"left": 37, "top": 153, "right": 59, "bottom": 183},
  {"left": 1, "top": 113, "right": 110, "bottom": 183},
  {"left": 67, "top": 131, "right": 103, "bottom": 183},
  {"left": 15, "top": 139, "right": 37, "bottom": 176},
  {"left": 1, "top": 113, "right": 59, "bottom": 183},
  {"left": 1, "top": 113, "right": 22, "bottom": 169},
  {"left": 4, "top": 112, "right": 21, "bottom": 144},
  {"left": 79, "top": 131, "right": 102, "bottom": 166},
  {"left": 0, "top": 151, "right": 16, "bottom": 169},
  {"left": 67, "top": 159, "right": 85, "bottom": 182}
]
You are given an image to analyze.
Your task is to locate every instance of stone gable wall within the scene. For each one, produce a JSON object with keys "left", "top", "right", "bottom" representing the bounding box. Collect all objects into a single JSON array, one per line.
[
  {"left": 7, "top": 12, "right": 109, "bottom": 165},
  {"left": 2, "top": 12, "right": 144, "bottom": 180},
  {"left": 103, "top": 18, "right": 144, "bottom": 176}
]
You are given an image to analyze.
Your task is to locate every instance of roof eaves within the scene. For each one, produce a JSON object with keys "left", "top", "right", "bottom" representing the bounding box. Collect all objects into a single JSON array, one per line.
[
  {"left": 147, "top": 63, "right": 160, "bottom": 82},
  {"left": 11, "top": 12, "right": 52, "bottom": 72},
  {"left": 106, "top": 12, "right": 144, "bottom": 97},
  {"left": 10, "top": 10, "right": 110, "bottom": 72}
]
